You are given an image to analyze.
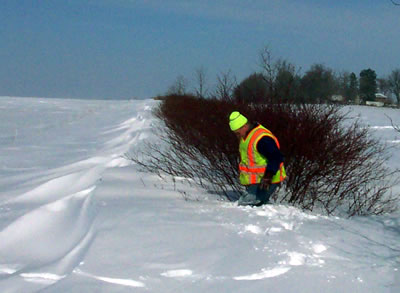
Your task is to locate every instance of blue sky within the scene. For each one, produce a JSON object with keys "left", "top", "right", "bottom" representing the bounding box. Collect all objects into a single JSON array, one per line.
[{"left": 1, "top": 0, "right": 399, "bottom": 99}]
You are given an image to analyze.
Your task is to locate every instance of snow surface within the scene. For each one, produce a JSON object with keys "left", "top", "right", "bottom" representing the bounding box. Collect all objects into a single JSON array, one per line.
[{"left": 0, "top": 97, "right": 399, "bottom": 293}]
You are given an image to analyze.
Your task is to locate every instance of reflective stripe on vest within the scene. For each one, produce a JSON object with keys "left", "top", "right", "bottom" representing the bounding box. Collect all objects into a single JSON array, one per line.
[{"left": 238, "top": 125, "right": 286, "bottom": 185}]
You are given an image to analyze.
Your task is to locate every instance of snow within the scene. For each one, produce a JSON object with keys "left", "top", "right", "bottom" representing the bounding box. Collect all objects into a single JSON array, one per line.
[{"left": 0, "top": 97, "right": 399, "bottom": 292}]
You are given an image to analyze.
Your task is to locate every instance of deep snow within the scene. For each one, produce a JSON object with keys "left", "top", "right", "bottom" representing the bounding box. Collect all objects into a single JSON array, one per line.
[{"left": 0, "top": 97, "right": 399, "bottom": 293}]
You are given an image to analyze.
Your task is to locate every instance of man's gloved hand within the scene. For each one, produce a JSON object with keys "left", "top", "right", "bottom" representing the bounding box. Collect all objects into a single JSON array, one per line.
[{"left": 260, "top": 172, "right": 273, "bottom": 190}]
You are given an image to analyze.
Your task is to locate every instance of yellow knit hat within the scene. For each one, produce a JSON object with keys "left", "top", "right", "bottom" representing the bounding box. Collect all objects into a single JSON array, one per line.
[{"left": 229, "top": 111, "right": 248, "bottom": 131}]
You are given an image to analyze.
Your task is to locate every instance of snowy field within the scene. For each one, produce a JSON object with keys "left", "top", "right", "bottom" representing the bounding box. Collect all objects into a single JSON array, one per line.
[{"left": 0, "top": 96, "right": 399, "bottom": 293}]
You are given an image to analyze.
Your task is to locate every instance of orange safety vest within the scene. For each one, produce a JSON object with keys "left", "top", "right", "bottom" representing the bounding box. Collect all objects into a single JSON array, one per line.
[{"left": 238, "top": 125, "right": 286, "bottom": 185}]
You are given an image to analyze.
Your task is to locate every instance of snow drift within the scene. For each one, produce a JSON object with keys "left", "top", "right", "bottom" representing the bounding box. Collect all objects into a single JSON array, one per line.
[{"left": 0, "top": 97, "right": 399, "bottom": 292}]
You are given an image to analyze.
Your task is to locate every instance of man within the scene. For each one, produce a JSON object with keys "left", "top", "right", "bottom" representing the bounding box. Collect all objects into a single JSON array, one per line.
[{"left": 229, "top": 111, "right": 286, "bottom": 206}]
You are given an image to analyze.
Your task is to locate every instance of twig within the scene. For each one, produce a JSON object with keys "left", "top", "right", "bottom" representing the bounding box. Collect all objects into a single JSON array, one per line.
[{"left": 385, "top": 114, "right": 400, "bottom": 132}]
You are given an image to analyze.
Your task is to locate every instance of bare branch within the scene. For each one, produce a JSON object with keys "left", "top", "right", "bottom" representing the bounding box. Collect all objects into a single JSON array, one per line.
[{"left": 385, "top": 114, "right": 400, "bottom": 132}]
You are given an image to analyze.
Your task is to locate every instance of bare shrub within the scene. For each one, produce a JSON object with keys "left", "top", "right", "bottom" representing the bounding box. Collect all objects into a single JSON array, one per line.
[
  {"left": 275, "top": 106, "right": 399, "bottom": 215},
  {"left": 128, "top": 94, "right": 399, "bottom": 216},
  {"left": 129, "top": 95, "right": 241, "bottom": 199}
]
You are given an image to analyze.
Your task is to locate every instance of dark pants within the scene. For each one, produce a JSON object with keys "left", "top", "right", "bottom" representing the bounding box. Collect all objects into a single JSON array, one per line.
[{"left": 238, "top": 183, "right": 279, "bottom": 206}]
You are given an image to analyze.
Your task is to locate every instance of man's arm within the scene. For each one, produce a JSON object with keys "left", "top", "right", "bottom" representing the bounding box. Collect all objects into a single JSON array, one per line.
[
  {"left": 256, "top": 136, "right": 284, "bottom": 174},
  {"left": 256, "top": 136, "right": 284, "bottom": 188}
]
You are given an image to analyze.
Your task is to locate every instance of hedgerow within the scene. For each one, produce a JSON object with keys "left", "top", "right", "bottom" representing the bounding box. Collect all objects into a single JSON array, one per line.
[{"left": 129, "top": 94, "right": 399, "bottom": 216}]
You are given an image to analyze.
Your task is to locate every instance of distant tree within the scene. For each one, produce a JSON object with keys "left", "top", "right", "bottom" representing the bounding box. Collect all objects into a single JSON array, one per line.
[
  {"left": 274, "top": 59, "right": 302, "bottom": 102},
  {"left": 193, "top": 67, "right": 209, "bottom": 98},
  {"left": 336, "top": 71, "right": 351, "bottom": 102},
  {"left": 359, "top": 69, "right": 377, "bottom": 102},
  {"left": 234, "top": 73, "right": 268, "bottom": 103},
  {"left": 348, "top": 72, "right": 359, "bottom": 102},
  {"left": 377, "top": 78, "right": 391, "bottom": 97},
  {"left": 300, "top": 64, "right": 336, "bottom": 103},
  {"left": 388, "top": 69, "right": 400, "bottom": 106},
  {"left": 258, "top": 46, "right": 301, "bottom": 101},
  {"left": 259, "top": 46, "right": 276, "bottom": 96},
  {"left": 166, "top": 75, "right": 189, "bottom": 95},
  {"left": 336, "top": 71, "right": 359, "bottom": 104},
  {"left": 213, "top": 70, "right": 237, "bottom": 101}
]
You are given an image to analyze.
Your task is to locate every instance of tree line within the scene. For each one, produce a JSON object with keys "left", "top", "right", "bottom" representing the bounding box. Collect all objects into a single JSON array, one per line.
[{"left": 166, "top": 48, "right": 400, "bottom": 107}]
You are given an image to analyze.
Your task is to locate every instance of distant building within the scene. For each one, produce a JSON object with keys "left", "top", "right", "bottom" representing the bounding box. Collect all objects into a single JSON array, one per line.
[
  {"left": 366, "top": 101, "right": 384, "bottom": 107},
  {"left": 375, "top": 93, "right": 391, "bottom": 105},
  {"left": 365, "top": 93, "right": 392, "bottom": 107}
]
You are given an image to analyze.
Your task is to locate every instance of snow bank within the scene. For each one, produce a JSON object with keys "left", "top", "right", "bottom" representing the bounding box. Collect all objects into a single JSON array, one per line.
[{"left": 0, "top": 97, "right": 399, "bottom": 292}]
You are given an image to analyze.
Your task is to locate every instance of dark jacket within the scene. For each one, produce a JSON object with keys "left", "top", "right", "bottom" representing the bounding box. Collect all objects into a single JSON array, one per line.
[{"left": 256, "top": 135, "right": 284, "bottom": 176}]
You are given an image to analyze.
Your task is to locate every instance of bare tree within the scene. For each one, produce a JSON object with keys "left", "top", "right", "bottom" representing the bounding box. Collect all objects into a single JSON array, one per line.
[
  {"left": 214, "top": 70, "right": 237, "bottom": 101},
  {"left": 274, "top": 59, "right": 302, "bottom": 101},
  {"left": 166, "top": 75, "right": 189, "bottom": 95},
  {"left": 258, "top": 46, "right": 301, "bottom": 101},
  {"left": 259, "top": 46, "right": 276, "bottom": 95},
  {"left": 377, "top": 77, "right": 391, "bottom": 97},
  {"left": 193, "top": 67, "right": 209, "bottom": 98},
  {"left": 388, "top": 69, "right": 400, "bottom": 107}
]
